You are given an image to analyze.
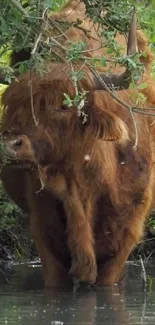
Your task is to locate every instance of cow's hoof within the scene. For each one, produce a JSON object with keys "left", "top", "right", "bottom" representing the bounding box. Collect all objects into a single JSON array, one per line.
[{"left": 70, "top": 251, "right": 97, "bottom": 284}]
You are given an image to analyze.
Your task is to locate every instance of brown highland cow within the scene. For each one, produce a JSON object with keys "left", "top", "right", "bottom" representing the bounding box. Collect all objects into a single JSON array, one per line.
[{"left": 1, "top": 0, "right": 155, "bottom": 287}]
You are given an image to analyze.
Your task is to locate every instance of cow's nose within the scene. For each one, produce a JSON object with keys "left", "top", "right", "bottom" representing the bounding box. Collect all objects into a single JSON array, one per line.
[
  {"left": 13, "top": 138, "right": 23, "bottom": 147},
  {"left": 9, "top": 138, "right": 23, "bottom": 147}
]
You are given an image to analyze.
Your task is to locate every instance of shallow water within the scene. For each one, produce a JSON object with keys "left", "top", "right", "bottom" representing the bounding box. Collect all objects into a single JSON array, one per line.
[{"left": 0, "top": 261, "right": 155, "bottom": 325}]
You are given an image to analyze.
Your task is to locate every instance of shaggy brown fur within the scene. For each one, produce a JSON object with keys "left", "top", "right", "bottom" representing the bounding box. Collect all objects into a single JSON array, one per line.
[
  {"left": 1, "top": 61, "right": 155, "bottom": 285},
  {"left": 1, "top": 0, "right": 155, "bottom": 286}
]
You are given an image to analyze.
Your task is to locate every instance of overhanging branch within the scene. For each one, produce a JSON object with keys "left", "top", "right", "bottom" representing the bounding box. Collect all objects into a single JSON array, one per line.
[{"left": 8, "top": 0, "right": 29, "bottom": 17}]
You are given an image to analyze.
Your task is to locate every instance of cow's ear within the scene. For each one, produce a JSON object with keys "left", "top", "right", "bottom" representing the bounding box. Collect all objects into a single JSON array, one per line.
[{"left": 86, "top": 105, "right": 129, "bottom": 144}]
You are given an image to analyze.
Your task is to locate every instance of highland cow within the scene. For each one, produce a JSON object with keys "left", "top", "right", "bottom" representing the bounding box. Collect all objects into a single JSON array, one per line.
[{"left": 1, "top": 0, "right": 155, "bottom": 287}]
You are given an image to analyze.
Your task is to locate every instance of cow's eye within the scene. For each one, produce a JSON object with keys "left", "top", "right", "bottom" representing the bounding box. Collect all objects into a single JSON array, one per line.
[{"left": 60, "top": 105, "right": 68, "bottom": 111}]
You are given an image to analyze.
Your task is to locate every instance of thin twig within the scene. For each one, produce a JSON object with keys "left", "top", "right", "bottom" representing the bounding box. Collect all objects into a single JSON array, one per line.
[
  {"left": 50, "top": 49, "right": 66, "bottom": 63},
  {"left": 0, "top": 267, "right": 9, "bottom": 283},
  {"left": 48, "top": 17, "right": 69, "bottom": 41},
  {"left": 48, "top": 17, "right": 103, "bottom": 53},
  {"left": 139, "top": 237, "right": 155, "bottom": 244},
  {"left": 29, "top": 7, "right": 50, "bottom": 126},
  {"left": 70, "top": 62, "right": 79, "bottom": 96},
  {"left": 50, "top": 36, "right": 67, "bottom": 52},
  {"left": 145, "top": 247, "right": 155, "bottom": 263},
  {"left": 31, "top": 7, "right": 48, "bottom": 56},
  {"left": 29, "top": 69, "right": 38, "bottom": 126},
  {"left": 38, "top": 35, "right": 155, "bottom": 118},
  {"left": 9, "top": 0, "right": 29, "bottom": 17},
  {"left": 31, "top": 33, "right": 42, "bottom": 56},
  {"left": 93, "top": 67, "right": 145, "bottom": 135},
  {"left": 29, "top": 8, "right": 50, "bottom": 192},
  {"left": 119, "top": 271, "right": 128, "bottom": 283},
  {"left": 139, "top": 255, "right": 147, "bottom": 290},
  {"left": 129, "top": 108, "right": 138, "bottom": 150},
  {"left": 150, "top": 119, "right": 155, "bottom": 126},
  {"left": 91, "top": 68, "right": 155, "bottom": 116},
  {"left": 36, "top": 165, "right": 45, "bottom": 193},
  {"left": 141, "top": 291, "right": 147, "bottom": 325},
  {"left": 132, "top": 108, "right": 155, "bottom": 116}
]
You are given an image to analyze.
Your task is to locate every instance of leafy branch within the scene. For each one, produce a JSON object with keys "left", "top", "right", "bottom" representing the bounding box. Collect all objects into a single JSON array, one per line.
[{"left": 1, "top": 0, "right": 155, "bottom": 151}]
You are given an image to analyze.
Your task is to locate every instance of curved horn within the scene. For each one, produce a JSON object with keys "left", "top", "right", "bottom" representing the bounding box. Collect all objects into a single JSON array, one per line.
[{"left": 93, "top": 12, "right": 139, "bottom": 91}]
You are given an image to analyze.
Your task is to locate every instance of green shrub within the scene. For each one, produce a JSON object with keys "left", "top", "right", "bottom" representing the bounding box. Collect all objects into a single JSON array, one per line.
[{"left": 0, "top": 182, "right": 36, "bottom": 262}]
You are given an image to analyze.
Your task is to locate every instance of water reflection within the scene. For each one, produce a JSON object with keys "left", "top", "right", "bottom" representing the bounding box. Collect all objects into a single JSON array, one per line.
[{"left": 0, "top": 262, "right": 155, "bottom": 324}]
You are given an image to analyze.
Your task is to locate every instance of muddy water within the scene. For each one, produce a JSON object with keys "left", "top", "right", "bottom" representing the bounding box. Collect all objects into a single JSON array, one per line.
[{"left": 0, "top": 261, "right": 155, "bottom": 325}]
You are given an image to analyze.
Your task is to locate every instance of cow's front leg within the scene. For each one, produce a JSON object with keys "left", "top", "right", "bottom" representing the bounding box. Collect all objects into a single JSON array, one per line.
[
  {"left": 40, "top": 171, "right": 97, "bottom": 284},
  {"left": 63, "top": 183, "right": 97, "bottom": 284},
  {"left": 68, "top": 221, "right": 97, "bottom": 284},
  {"left": 96, "top": 230, "right": 135, "bottom": 286},
  {"left": 30, "top": 211, "right": 71, "bottom": 288},
  {"left": 96, "top": 191, "right": 152, "bottom": 286},
  {"left": 27, "top": 173, "right": 71, "bottom": 288}
]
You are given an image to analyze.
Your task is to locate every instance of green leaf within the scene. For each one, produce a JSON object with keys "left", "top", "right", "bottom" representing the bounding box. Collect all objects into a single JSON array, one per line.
[
  {"left": 100, "top": 56, "right": 107, "bottom": 67},
  {"left": 44, "top": 0, "right": 53, "bottom": 8},
  {"left": 63, "top": 93, "right": 73, "bottom": 107},
  {"left": 137, "top": 83, "right": 148, "bottom": 90}
]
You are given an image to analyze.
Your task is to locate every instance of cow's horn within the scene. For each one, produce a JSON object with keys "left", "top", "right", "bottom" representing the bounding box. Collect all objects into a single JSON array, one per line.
[{"left": 93, "top": 11, "right": 140, "bottom": 91}]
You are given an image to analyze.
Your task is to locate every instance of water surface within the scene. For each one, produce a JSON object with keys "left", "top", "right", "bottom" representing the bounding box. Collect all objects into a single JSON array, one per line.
[{"left": 0, "top": 261, "right": 155, "bottom": 325}]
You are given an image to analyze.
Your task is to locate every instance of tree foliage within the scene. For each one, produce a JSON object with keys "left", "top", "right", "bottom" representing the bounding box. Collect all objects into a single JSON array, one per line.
[
  {"left": 0, "top": 182, "right": 36, "bottom": 261},
  {"left": 0, "top": 0, "right": 155, "bottom": 84}
]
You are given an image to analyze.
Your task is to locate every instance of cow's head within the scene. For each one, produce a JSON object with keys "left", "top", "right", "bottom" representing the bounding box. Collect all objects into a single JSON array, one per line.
[
  {"left": 2, "top": 85, "right": 129, "bottom": 167},
  {"left": 1, "top": 12, "right": 139, "bottom": 165}
]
